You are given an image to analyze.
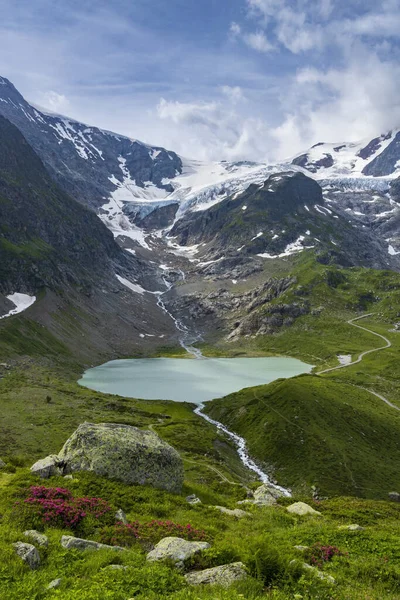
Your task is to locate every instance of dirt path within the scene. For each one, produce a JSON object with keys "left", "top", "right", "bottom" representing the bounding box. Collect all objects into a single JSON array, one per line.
[
  {"left": 317, "top": 313, "right": 400, "bottom": 412},
  {"left": 318, "top": 313, "right": 391, "bottom": 375}
]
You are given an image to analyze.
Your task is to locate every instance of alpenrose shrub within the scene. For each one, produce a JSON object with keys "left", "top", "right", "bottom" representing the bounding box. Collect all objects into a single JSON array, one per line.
[
  {"left": 13, "top": 486, "right": 113, "bottom": 531},
  {"left": 304, "top": 542, "right": 344, "bottom": 569},
  {"left": 99, "top": 519, "right": 209, "bottom": 547}
]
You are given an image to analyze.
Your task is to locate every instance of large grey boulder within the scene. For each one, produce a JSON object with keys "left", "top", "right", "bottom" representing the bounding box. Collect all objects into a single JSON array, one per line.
[
  {"left": 58, "top": 422, "right": 184, "bottom": 493},
  {"left": 31, "top": 422, "right": 184, "bottom": 493},
  {"left": 388, "top": 491, "right": 400, "bottom": 502},
  {"left": 287, "top": 502, "right": 321, "bottom": 516},
  {"left": 24, "top": 530, "right": 48, "bottom": 547},
  {"left": 185, "top": 562, "right": 247, "bottom": 587},
  {"left": 30, "top": 455, "right": 63, "bottom": 479},
  {"left": 13, "top": 542, "right": 40, "bottom": 570},
  {"left": 61, "top": 535, "right": 125, "bottom": 552},
  {"left": 146, "top": 537, "right": 210, "bottom": 568}
]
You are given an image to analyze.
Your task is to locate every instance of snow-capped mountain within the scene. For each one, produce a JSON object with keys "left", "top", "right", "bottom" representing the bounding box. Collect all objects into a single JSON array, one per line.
[{"left": 291, "top": 131, "right": 400, "bottom": 178}]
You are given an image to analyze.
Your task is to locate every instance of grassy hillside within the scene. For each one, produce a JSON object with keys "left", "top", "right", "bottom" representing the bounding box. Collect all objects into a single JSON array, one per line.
[
  {"left": 205, "top": 375, "right": 400, "bottom": 498},
  {"left": 1, "top": 468, "right": 400, "bottom": 599}
]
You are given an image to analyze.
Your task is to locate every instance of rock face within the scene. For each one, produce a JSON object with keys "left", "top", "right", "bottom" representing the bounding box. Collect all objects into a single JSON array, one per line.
[
  {"left": 61, "top": 535, "right": 125, "bottom": 552},
  {"left": 287, "top": 502, "right": 322, "bottom": 517},
  {"left": 32, "top": 422, "right": 184, "bottom": 493},
  {"left": 24, "top": 530, "right": 49, "bottom": 547},
  {"left": 185, "top": 562, "right": 247, "bottom": 587},
  {"left": 13, "top": 542, "right": 41, "bottom": 570},
  {"left": 146, "top": 537, "right": 210, "bottom": 568}
]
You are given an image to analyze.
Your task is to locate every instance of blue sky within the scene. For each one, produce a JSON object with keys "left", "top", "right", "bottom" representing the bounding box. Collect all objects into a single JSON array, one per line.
[{"left": 1, "top": 0, "right": 400, "bottom": 160}]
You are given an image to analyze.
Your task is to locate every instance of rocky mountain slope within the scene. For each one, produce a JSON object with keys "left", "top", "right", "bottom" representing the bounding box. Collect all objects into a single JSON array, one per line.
[{"left": 0, "top": 76, "right": 182, "bottom": 212}]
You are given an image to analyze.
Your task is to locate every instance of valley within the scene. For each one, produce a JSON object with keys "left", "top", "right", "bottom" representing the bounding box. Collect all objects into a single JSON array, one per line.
[{"left": 1, "top": 76, "right": 400, "bottom": 599}]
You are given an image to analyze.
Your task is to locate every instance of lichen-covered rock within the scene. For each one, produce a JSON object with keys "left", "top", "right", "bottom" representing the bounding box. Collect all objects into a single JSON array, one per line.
[
  {"left": 115, "top": 509, "right": 128, "bottom": 524},
  {"left": 24, "top": 530, "right": 48, "bottom": 547},
  {"left": 146, "top": 537, "right": 210, "bottom": 568},
  {"left": 338, "top": 524, "right": 365, "bottom": 531},
  {"left": 61, "top": 535, "right": 125, "bottom": 552},
  {"left": 47, "top": 578, "right": 62, "bottom": 590},
  {"left": 185, "top": 562, "right": 247, "bottom": 587},
  {"left": 213, "top": 506, "right": 251, "bottom": 518},
  {"left": 13, "top": 542, "right": 40, "bottom": 570},
  {"left": 287, "top": 502, "right": 321, "bottom": 516},
  {"left": 186, "top": 494, "right": 201, "bottom": 505},
  {"left": 0, "top": 458, "right": 6, "bottom": 469},
  {"left": 238, "top": 483, "right": 285, "bottom": 507},
  {"left": 30, "top": 455, "right": 63, "bottom": 479},
  {"left": 57, "top": 422, "right": 184, "bottom": 493}
]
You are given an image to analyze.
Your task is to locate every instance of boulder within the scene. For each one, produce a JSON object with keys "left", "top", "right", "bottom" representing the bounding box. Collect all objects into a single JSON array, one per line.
[
  {"left": 253, "top": 483, "right": 286, "bottom": 505},
  {"left": 302, "top": 562, "right": 336, "bottom": 584},
  {"left": 185, "top": 562, "right": 247, "bottom": 587},
  {"left": 338, "top": 524, "right": 365, "bottom": 531},
  {"left": 24, "top": 530, "right": 48, "bottom": 547},
  {"left": 238, "top": 483, "right": 285, "bottom": 507},
  {"left": 146, "top": 537, "right": 210, "bottom": 568},
  {"left": 388, "top": 491, "right": 400, "bottom": 502},
  {"left": 213, "top": 506, "right": 251, "bottom": 518},
  {"left": 115, "top": 509, "right": 128, "bottom": 524},
  {"left": 47, "top": 579, "right": 62, "bottom": 590},
  {"left": 103, "top": 564, "right": 130, "bottom": 571},
  {"left": 57, "top": 422, "right": 184, "bottom": 493},
  {"left": 61, "top": 535, "right": 125, "bottom": 552},
  {"left": 287, "top": 502, "right": 321, "bottom": 516},
  {"left": 30, "top": 455, "right": 63, "bottom": 479},
  {"left": 186, "top": 494, "right": 201, "bottom": 505},
  {"left": 13, "top": 542, "right": 40, "bottom": 570}
]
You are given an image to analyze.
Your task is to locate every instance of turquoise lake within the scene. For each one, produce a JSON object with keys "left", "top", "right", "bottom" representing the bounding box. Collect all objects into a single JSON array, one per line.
[{"left": 79, "top": 356, "right": 312, "bottom": 404}]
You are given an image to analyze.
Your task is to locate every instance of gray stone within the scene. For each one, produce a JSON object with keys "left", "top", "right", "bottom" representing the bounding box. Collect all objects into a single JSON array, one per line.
[
  {"left": 213, "top": 506, "right": 251, "bottom": 518},
  {"left": 186, "top": 494, "right": 201, "bottom": 505},
  {"left": 103, "top": 564, "right": 129, "bottom": 571},
  {"left": 146, "top": 537, "right": 210, "bottom": 568},
  {"left": 13, "top": 542, "right": 40, "bottom": 570},
  {"left": 61, "top": 535, "right": 125, "bottom": 552},
  {"left": 64, "top": 474, "right": 74, "bottom": 480},
  {"left": 185, "top": 562, "right": 247, "bottom": 587},
  {"left": 24, "top": 530, "right": 48, "bottom": 547},
  {"left": 57, "top": 422, "right": 184, "bottom": 493},
  {"left": 294, "top": 545, "right": 309, "bottom": 552},
  {"left": 47, "top": 579, "right": 62, "bottom": 590},
  {"left": 388, "top": 491, "right": 400, "bottom": 502},
  {"left": 0, "top": 458, "right": 6, "bottom": 469},
  {"left": 302, "top": 563, "right": 336, "bottom": 584},
  {"left": 287, "top": 502, "right": 321, "bottom": 516},
  {"left": 253, "top": 483, "right": 286, "bottom": 505},
  {"left": 115, "top": 509, "right": 128, "bottom": 524},
  {"left": 30, "top": 455, "right": 63, "bottom": 479},
  {"left": 338, "top": 524, "right": 365, "bottom": 531}
]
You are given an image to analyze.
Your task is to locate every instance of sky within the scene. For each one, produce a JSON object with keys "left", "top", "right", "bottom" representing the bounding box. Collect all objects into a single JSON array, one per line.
[{"left": 0, "top": 0, "right": 400, "bottom": 162}]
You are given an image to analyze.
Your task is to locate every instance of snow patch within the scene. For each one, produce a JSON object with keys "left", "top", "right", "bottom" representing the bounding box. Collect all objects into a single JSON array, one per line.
[
  {"left": 0, "top": 293, "right": 36, "bottom": 320},
  {"left": 115, "top": 274, "right": 146, "bottom": 295}
]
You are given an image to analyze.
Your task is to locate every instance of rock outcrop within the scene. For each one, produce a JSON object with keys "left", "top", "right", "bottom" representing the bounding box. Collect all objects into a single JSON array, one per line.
[
  {"left": 239, "top": 483, "right": 285, "bottom": 507},
  {"left": 146, "top": 537, "right": 210, "bottom": 568},
  {"left": 185, "top": 562, "right": 247, "bottom": 587},
  {"left": 13, "top": 542, "right": 40, "bottom": 570},
  {"left": 213, "top": 506, "right": 250, "bottom": 518},
  {"left": 31, "top": 422, "right": 184, "bottom": 493}
]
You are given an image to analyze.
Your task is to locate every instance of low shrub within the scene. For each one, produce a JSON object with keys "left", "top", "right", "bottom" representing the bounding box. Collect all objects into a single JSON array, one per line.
[
  {"left": 304, "top": 542, "right": 344, "bottom": 568},
  {"left": 12, "top": 485, "right": 113, "bottom": 532},
  {"left": 99, "top": 519, "right": 209, "bottom": 547}
]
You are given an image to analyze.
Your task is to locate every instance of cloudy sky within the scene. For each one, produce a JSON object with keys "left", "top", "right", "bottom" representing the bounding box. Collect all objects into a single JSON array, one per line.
[{"left": 1, "top": 0, "right": 400, "bottom": 161}]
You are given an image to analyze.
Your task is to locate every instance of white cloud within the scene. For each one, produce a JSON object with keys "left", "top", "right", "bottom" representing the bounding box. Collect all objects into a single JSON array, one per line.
[
  {"left": 244, "top": 31, "right": 274, "bottom": 52},
  {"left": 39, "top": 90, "right": 70, "bottom": 113},
  {"left": 221, "top": 85, "right": 245, "bottom": 103}
]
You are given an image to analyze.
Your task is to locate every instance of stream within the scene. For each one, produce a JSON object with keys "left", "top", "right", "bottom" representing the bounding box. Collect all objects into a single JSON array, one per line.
[{"left": 155, "top": 268, "right": 292, "bottom": 494}]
